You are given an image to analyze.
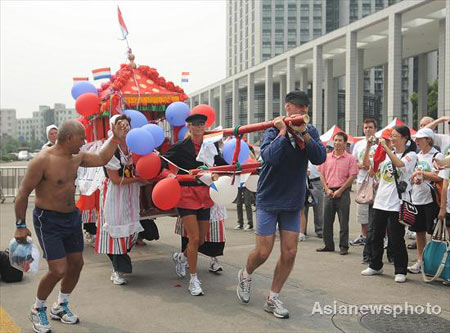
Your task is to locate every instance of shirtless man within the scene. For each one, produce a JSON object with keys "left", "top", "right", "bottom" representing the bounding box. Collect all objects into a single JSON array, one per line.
[{"left": 14, "top": 119, "right": 128, "bottom": 333}]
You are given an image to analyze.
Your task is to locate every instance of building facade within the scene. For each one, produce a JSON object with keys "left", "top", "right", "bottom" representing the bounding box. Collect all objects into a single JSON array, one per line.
[
  {"left": 190, "top": 0, "right": 449, "bottom": 143},
  {"left": 0, "top": 108, "right": 17, "bottom": 142}
]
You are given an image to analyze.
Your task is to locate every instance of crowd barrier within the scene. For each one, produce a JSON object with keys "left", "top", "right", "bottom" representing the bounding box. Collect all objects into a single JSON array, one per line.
[{"left": 0, "top": 166, "right": 30, "bottom": 201}]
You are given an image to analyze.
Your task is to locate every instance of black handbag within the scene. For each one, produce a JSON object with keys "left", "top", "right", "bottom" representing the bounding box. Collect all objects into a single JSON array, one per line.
[
  {"left": 392, "top": 162, "right": 417, "bottom": 227},
  {"left": 305, "top": 178, "right": 318, "bottom": 207}
]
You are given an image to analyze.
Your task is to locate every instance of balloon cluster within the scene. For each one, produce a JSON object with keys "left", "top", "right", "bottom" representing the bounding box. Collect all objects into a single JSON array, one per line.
[
  {"left": 209, "top": 174, "right": 259, "bottom": 206},
  {"left": 72, "top": 82, "right": 100, "bottom": 117}
]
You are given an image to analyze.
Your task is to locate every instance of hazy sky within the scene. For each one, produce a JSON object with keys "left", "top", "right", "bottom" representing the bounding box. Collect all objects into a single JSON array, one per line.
[{"left": 0, "top": 0, "right": 226, "bottom": 118}]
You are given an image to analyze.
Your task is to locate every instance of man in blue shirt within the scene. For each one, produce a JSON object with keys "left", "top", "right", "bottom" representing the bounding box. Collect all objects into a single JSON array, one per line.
[{"left": 236, "top": 90, "right": 326, "bottom": 318}]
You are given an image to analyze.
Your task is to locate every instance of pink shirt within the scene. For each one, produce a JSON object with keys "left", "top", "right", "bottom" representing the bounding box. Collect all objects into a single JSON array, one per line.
[{"left": 318, "top": 151, "right": 358, "bottom": 189}]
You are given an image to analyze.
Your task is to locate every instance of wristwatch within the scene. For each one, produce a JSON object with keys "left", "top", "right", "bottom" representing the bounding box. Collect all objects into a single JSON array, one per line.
[{"left": 15, "top": 218, "right": 26, "bottom": 228}]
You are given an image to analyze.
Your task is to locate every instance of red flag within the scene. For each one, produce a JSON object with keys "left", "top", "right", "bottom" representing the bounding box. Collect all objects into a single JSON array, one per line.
[{"left": 118, "top": 6, "right": 128, "bottom": 39}]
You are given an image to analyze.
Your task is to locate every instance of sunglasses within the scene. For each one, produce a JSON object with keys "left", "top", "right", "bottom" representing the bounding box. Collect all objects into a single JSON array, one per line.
[{"left": 190, "top": 121, "right": 205, "bottom": 126}]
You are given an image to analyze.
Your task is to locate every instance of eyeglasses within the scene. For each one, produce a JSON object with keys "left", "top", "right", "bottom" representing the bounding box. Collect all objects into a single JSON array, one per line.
[{"left": 190, "top": 121, "right": 205, "bottom": 126}]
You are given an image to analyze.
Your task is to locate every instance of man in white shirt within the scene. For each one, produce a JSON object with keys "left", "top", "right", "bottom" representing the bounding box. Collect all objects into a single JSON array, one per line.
[
  {"left": 350, "top": 119, "right": 377, "bottom": 247},
  {"left": 304, "top": 162, "right": 323, "bottom": 239}
]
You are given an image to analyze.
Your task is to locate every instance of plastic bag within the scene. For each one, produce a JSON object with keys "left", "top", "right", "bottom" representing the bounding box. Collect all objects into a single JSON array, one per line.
[{"left": 8, "top": 237, "right": 40, "bottom": 273}]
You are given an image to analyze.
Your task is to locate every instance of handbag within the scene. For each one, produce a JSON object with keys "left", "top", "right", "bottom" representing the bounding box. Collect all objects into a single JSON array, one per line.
[
  {"left": 392, "top": 162, "right": 417, "bottom": 227},
  {"left": 305, "top": 178, "right": 318, "bottom": 207},
  {"left": 355, "top": 174, "right": 375, "bottom": 204},
  {"left": 421, "top": 218, "right": 450, "bottom": 284}
]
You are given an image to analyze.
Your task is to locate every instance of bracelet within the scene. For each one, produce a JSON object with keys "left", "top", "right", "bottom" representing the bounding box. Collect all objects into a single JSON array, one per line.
[{"left": 16, "top": 224, "right": 27, "bottom": 228}]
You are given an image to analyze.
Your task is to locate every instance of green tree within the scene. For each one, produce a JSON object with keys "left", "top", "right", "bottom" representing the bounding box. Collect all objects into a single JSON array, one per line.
[{"left": 427, "top": 79, "right": 438, "bottom": 119}]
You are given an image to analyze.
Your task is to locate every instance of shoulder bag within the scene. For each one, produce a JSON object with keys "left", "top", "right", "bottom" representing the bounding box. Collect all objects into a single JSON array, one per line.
[{"left": 355, "top": 174, "right": 375, "bottom": 205}]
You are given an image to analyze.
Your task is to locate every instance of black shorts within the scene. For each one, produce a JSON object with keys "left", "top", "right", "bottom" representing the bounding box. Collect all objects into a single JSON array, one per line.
[
  {"left": 33, "top": 207, "right": 84, "bottom": 261},
  {"left": 409, "top": 203, "right": 438, "bottom": 234},
  {"left": 177, "top": 207, "right": 210, "bottom": 221},
  {"left": 446, "top": 213, "right": 450, "bottom": 228}
]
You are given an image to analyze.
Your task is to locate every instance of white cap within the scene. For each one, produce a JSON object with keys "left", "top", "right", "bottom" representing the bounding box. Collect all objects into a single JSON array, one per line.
[
  {"left": 46, "top": 124, "right": 58, "bottom": 139},
  {"left": 414, "top": 128, "right": 434, "bottom": 140}
]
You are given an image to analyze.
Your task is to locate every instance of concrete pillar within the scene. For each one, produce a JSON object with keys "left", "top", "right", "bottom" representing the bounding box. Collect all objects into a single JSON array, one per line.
[
  {"left": 387, "top": 13, "right": 403, "bottom": 122},
  {"left": 313, "top": 45, "right": 323, "bottom": 132},
  {"left": 356, "top": 49, "right": 364, "bottom": 135},
  {"left": 265, "top": 65, "right": 273, "bottom": 121},
  {"left": 438, "top": 19, "right": 446, "bottom": 133},
  {"left": 189, "top": 98, "right": 194, "bottom": 110},
  {"left": 287, "top": 56, "right": 296, "bottom": 92},
  {"left": 247, "top": 73, "right": 255, "bottom": 144},
  {"left": 324, "top": 59, "right": 336, "bottom": 131},
  {"left": 417, "top": 54, "right": 428, "bottom": 123},
  {"left": 208, "top": 89, "right": 215, "bottom": 127},
  {"left": 232, "top": 79, "right": 239, "bottom": 126},
  {"left": 280, "top": 74, "right": 287, "bottom": 116},
  {"left": 198, "top": 93, "right": 203, "bottom": 105},
  {"left": 407, "top": 58, "right": 414, "bottom": 128},
  {"left": 219, "top": 85, "right": 226, "bottom": 127},
  {"left": 300, "top": 68, "right": 308, "bottom": 92},
  {"left": 445, "top": 2, "right": 450, "bottom": 133},
  {"left": 345, "top": 31, "right": 358, "bottom": 134},
  {"left": 383, "top": 64, "right": 388, "bottom": 127}
]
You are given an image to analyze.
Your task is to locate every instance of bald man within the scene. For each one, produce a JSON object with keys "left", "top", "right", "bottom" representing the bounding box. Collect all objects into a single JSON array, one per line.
[
  {"left": 14, "top": 119, "right": 128, "bottom": 333},
  {"left": 419, "top": 116, "right": 434, "bottom": 129}
]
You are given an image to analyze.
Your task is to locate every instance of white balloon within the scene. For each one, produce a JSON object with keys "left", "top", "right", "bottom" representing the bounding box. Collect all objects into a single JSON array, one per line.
[
  {"left": 209, "top": 176, "right": 238, "bottom": 206},
  {"left": 245, "top": 174, "right": 259, "bottom": 192}
]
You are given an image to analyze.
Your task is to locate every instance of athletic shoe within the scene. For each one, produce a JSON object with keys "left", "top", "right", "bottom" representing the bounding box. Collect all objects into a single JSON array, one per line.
[
  {"left": 234, "top": 224, "right": 243, "bottom": 230},
  {"left": 189, "top": 276, "right": 204, "bottom": 296},
  {"left": 50, "top": 302, "right": 79, "bottom": 324},
  {"left": 172, "top": 252, "right": 186, "bottom": 278},
  {"left": 110, "top": 271, "right": 127, "bottom": 285},
  {"left": 263, "top": 296, "right": 289, "bottom": 319},
  {"left": 29, "top": 306, "right": 51, "bottom": 333},
  {"left": 236, "top": 268, "right": 252, "bottom": 303},
  {"left": 361, "top": 267, "right": 383, "bottom": 276},
  {"left": 244, "top": 224, "right": 254, "bottom": 231},
  {"left": 298, "top": 233, "right": 306, "bottom": 242},
  {"left": 383, "top": 237, "right": 388, "bottom": 249},
  {"left": 395, "top": 274, "right": 407, "bottom": 283},
  {"left": 406, "top": 230, "right": 416, "bottom": 240},
  {"left": 350, "top": 235, "right": 366, "bottom": 246},
  {"left": 209, "top": 257, "right": 223, "bottom": 273},
  {"left": 407, "top": 261, "right": 421, "bottom": 274}
]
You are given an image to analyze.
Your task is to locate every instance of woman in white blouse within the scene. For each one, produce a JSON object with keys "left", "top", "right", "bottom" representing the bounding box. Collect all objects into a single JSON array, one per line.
[{"left": 361, "top": 126, "right": 417, "bottom": 283}]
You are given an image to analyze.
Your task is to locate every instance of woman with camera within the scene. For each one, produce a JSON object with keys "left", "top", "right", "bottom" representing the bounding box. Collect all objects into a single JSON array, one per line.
[
  {"left": 407, "top": 128, "right": 443, "bottom": 274},
  {"left": 361, "top": 126, "right": 417, "bottom": 283}
]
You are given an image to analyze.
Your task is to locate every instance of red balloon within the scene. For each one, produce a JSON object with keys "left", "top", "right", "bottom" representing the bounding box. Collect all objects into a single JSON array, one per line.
[
  {"left": 75, "top": 93, "right": 100, "bottom": 117},
  {"left": 136, "top": 153, "right": 161, "bottom": 180},
  {"left": 132, "top": 153, "right": 142, "bottom": 165},
  {"left": 191, "top": 104, "right": 216, "bottom": 128},
  {"left": 152, "top": 177, "right": 181, "bottom": 210}
]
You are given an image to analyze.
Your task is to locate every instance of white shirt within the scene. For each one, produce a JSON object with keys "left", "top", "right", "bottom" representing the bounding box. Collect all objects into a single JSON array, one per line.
[
  {"left": 434, "top": 133, "right": 450, "bottom": 156},
  {"left": 308, "top": 162, "right": 320, "bottom": 179},
  {"left": 411, "top": 148, "right": 443, "bottom": 205},
  {"left": 373, "top": 151, "right": 417, "bottom": 212},
  {"left": 352, "top": 139, "right": 378, "bottom": 183},
  {"left": 438, "top": 169, "right": 450, "bottom": 213}
]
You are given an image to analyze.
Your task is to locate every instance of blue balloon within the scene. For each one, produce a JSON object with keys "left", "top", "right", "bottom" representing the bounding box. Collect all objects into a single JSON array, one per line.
[
  {"left": 71, "top": 82, "right": 98, "bottom": 100},
  {"left": 126, "top": 128, "right": 155, "bottom": 155},
  {"left": 142, "top": 124, "right": 165, "bottom": 148},
  {"left": 177, "top": 126, "right": 188, "bottom": 141},
  {"left": 123, "top": 109, "right": 148, "bottom": 129},
  {"left": 165, "top": 102, "right": 190, "bottom": 126},
  {"left": 223, "top": 139, "right": 250, "bottom": 165}
]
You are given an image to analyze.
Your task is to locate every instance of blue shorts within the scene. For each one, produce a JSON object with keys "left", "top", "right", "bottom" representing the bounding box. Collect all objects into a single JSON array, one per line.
[
  {"left": 33, "top": 207, "right": 84, "bottom": 261},
  {"left": 256, "top": 209, "right": 301, "bottom": 236}
]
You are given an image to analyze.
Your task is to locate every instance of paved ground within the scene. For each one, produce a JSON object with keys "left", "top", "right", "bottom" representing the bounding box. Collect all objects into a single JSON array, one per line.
[{"left": 1, "top": 194, "right": 450, "bottom": 332}]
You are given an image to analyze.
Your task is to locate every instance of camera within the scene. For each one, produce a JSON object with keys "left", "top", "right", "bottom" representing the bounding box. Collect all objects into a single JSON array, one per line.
[
  {"left": 397, "top": 181, "right": 408, "bottom": 193},
  {"left": 368, "top": 136, "right": 377, "bottom": 145}
]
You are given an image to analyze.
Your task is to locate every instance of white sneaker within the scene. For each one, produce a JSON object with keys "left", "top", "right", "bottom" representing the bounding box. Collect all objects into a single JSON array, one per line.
[
  {"left": 407, "top": 261, "right": 421, "bottom": 274},
  {"left": 110, "top": 271, "right": 127, "bottom": 285},
  {"left": 395, "top": 274, "right": 407, "bottom": 283},
  {"left": 50, "top": 302, "right": 79, "bottom": 324},
  {"left": 264, "top": 296, "right": 289, "bottom": 319},
  {"left": 29, "top": 306, "right": 51, "bottom": 333},
  {"left": 172, "top": 252, "right": 186, "bottom": 278},
  {"left": 236, "top": 268, "right": 252, "bottom": 303},
  {"left": 209, "top": 257, "right": 223, "bottom": 273},
  {"left": 298, "top": 233, "right": 306, "bottom": 242},
  {"left": 189, "top": 276, "right": 204, "bottom": 296},
  {"left": 406, "top": 230, "right": 416, "bottom": 240},
  {"left": 361, "top": 267, "right": 383, "bottom": 276}
]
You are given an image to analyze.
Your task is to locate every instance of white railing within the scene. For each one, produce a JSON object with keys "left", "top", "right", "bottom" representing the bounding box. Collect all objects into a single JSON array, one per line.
[{"left": 0, "top": 166, "right": 33, "bottom": 200}]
